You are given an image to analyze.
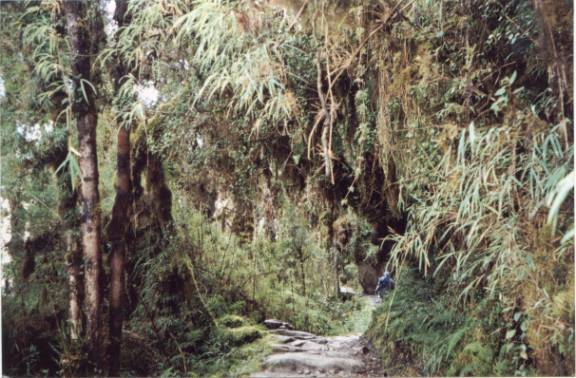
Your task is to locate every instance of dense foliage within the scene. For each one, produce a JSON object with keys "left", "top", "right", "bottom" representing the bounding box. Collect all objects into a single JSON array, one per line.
[{"left": 1, "top": 0, "right": 573, "bottom": 376}]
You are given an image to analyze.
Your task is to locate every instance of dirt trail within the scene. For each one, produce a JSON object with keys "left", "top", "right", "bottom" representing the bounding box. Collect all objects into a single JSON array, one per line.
[{"left": 252, "top": 295, "right": 383, "bottom": 377}]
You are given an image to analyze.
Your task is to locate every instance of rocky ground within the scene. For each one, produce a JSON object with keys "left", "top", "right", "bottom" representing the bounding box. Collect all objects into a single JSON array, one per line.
[{"left": 252, "top": 295, "right": 385, "bottom": 377}]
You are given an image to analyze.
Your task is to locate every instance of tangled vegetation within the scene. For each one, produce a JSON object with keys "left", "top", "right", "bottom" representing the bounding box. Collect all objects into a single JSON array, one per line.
[{"left": 0, "top": 0, "right": 573, "bottom": 376}]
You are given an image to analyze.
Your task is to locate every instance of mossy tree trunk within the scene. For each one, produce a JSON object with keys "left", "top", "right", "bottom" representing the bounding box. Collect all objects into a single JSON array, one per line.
[
  {"left": 63, "top": 0, "right": 103, "bottom": 370},
  {"left": 107, "top": 124, "right": 131, "bottom": 376},
  {"left": 106, "top": 1, "right": 134, "bottom": 375},
  {"left": 124, "top": 130, "right": 174, "bottom": 316}
]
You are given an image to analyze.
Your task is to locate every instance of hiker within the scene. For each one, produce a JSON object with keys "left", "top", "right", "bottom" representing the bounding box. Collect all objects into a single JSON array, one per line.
[{"left": 375, "top": 271, "right": 395, "bottom": 299}]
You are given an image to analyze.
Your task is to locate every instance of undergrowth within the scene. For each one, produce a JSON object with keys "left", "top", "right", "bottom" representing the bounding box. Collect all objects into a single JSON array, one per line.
[
  {"left": 116, "top": 202, "right": 366, "bottom": 376},
  {"left": 366, "top": 269, "right": 544, "bottom": 376}
]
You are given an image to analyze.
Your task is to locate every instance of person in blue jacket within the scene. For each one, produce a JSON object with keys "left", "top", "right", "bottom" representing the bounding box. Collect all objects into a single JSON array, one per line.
[{"left": 375, "top": 271, "right": 395, "bottom": 299}]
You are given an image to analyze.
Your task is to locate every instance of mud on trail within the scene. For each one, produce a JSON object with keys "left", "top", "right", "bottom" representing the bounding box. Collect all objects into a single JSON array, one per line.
[{"left": 252, "top": 295, "right": 385, "bottom": 377}]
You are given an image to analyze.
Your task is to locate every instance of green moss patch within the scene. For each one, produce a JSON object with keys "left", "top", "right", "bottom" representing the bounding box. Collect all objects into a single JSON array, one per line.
[
  {"left": 218, "top": 315, "right": 252, "bottom": 328},
  {"left": 217, "top": 325, "right": 264, "bottom": 347}
]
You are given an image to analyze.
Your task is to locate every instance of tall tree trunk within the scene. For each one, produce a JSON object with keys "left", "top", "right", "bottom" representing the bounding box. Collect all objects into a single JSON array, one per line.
[
  {"left": 107, "top": 126, "right": 131, "bottom": 376},
  {"left": 63, "top": 1, "right": 103, "bottom": 370},
  {"left": 106, "top": 1, "right": 132, "bottom": 375},
  {"left": 46, "top": 73, "right": 84, "bottom": 344}
]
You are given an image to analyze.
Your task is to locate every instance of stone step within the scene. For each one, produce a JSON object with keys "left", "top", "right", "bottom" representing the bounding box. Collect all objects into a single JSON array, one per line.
[
  {"left": 271, "top": 329, "right": 327, "bottom": 344},
  {"left": 264, "top": 319, "right": 295, "bottom": 330},
  {"left": 263, "top": 352, "right": 365, "bottom": 374},
  {"left": 271, "top": 335, "right": 295, "bottom": 344}
]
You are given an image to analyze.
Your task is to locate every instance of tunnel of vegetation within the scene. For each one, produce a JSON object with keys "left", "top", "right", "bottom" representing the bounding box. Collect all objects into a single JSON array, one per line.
[{"left": 0, "top": 0, "right": 573, "bottom": 376}]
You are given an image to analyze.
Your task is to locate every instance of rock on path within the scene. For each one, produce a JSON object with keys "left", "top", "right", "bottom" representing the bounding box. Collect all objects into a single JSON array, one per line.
[{"left": 252, "top": 295, "right": 382, "bottom": 377}]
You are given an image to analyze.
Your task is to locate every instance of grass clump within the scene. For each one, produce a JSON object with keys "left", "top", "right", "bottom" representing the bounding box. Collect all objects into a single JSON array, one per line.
[
  {"left": 218, "top": 315, "right": 251, "bottom": 328},
  {"left": 215, "top": 325, "right": 264, "bottom": 347}
]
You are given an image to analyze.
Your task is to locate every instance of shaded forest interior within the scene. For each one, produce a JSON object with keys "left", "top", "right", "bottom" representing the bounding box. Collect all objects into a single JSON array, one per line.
[{"left": 0, "top": 0, "right": 574, "bottom": 376}]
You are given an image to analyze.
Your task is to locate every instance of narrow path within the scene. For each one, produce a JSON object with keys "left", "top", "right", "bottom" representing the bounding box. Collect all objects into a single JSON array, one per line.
[{"left": 252, "top": 295, "right": 383, "bottom": 377}]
